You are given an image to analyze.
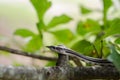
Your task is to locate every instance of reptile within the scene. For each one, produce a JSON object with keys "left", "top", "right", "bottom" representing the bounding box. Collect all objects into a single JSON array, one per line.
[{"left": 47, "top": 45, "right": 113, "bottom": 66}]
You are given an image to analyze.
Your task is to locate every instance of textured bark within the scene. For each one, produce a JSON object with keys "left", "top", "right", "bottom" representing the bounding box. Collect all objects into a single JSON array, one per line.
[
  {"left": 0, "top": 65, "right": 120, "bottom": 80},
  {"left": 56, "top": 54, "right": 69, "bottom": 67}
]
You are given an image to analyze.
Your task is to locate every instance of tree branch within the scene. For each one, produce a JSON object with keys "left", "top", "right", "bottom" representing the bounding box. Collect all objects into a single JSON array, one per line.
[
  {"left": 0, "top": 65, "right": 119, "bottom": 80},
  {"left": 0, "top": 45, "right": 57, "bottom": 61},
  {"left": 56, "top": 54, "right": 69, "bottom": 67}
]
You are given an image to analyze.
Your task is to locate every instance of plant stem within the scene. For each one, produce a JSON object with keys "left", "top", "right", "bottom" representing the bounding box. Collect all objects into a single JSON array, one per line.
[{"left": 103, "top": 0, "right": 107, "bottom": 30}]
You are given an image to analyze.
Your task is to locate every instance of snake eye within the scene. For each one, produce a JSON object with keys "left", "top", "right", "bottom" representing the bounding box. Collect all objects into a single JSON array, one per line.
[
  {"left": 55, "top": 47, "right": 61, "bottom": 51},
  {"left": 51, "top": 46, "right": 56, "bottom": 50}
]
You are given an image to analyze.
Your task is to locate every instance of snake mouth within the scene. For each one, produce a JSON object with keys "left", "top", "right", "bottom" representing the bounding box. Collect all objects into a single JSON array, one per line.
[
  {"left": 46, "top": 46, "right": 52, "bottom": 48},
  {"left": 46, "top": 46, "right": 56, "bottom": 49}
]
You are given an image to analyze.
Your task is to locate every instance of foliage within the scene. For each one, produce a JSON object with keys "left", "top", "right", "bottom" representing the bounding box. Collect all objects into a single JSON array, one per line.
[
  {"left": 14, "top": 0, "right": 120, "bottom": 70},
  {"left": 108, "top": 43, "right": 120, "bottom": 71}
]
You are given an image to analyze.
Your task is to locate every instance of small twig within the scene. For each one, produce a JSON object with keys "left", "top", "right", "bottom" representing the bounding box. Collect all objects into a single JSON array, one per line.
[
  {"left": 100, "top": 40, "right": 103, "bottom": 58},
  {"left": 70, "top": 56, "right": 83, "bottom": 66},
  {"left": 0, "top": 45, "right": 57, "bottom": 61},
  {"left": 92, "top": 44, "right": 100, "bottom": 58}
]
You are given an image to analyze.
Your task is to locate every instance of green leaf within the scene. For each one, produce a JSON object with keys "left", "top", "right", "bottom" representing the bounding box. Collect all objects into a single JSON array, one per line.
[
  {"left": 47, "top": 15, "right": 72, "bottom": 28},
  {"left": 24, "top": 35, "right": 42, "bottom": 52},
  {"left": 105, "top": 18, "right": 120, "bottom": 37},
  {"left": 51, "top": 29, "right": 74, "bottom": 44},
  {"left": 71, "top": 40, "right": 93, "bottom": 56},
  {"left": 76, "top": 19, "right": 101, "bottom": 35},
  {"left": 14, "top": 29, "right": 35, "bottom": 38},
  {"left": 93, "top": 39, "right": 110, "bottom": 58},
  {"left": 30, "top": 0, "right": 51, "bottom": 20},
  {"left": 108, "top": 44, "right": 120, "bottom": 71},
  {"left": 115, "top": 38, "right": 120, "bottom": 44},
  {"left": 76, "top": 22, "right": 86, "bottom": 35},
  {"left": 80, "top": 6, "right": 92, "bottom": 14}
]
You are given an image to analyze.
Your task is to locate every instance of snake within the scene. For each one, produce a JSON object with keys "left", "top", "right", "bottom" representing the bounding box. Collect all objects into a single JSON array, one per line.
[{"left": 47, "top": 45, "right": 113, "bottom": 65}]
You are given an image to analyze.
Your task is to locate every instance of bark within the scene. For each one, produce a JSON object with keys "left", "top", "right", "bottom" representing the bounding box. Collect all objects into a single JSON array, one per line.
[{"left": 0, "top": 65, "right": 119, "bottom": 80}]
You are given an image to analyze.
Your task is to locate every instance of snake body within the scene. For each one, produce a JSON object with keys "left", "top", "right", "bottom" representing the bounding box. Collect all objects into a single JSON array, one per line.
[{"left": 47, "top": 45, "right": 113, "bottom": 65}]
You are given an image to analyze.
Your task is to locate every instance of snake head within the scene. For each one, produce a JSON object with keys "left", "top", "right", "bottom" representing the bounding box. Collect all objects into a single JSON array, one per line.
[
  {"left": 46, "top": 45, "right": 67, "bottom": 54},
  {"left": 46, "top": 46, "right": 56, "bottom": 51}
]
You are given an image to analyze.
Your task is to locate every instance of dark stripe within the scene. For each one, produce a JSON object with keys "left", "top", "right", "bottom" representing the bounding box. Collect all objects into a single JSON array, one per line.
[{"left": 64, "top": 48, "right": 112, "bottom": 65}]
